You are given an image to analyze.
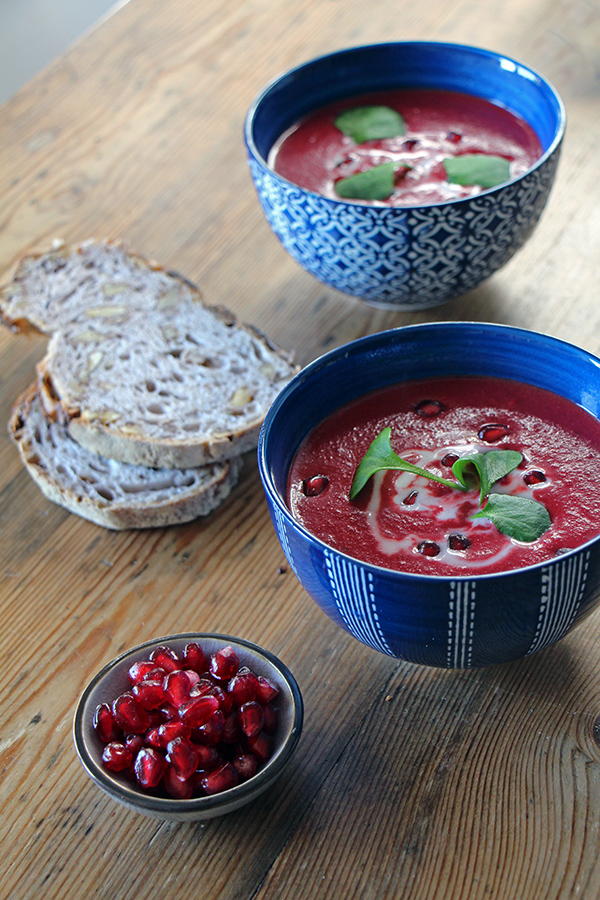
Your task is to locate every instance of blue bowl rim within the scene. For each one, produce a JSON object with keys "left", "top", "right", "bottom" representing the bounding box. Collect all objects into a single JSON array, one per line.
[
  {"left": 244, "top": 40, "right": 567, "bottom": 210},
  {"left": 73, "top": 632, "right": 304, "bottom": 816},
  {"left": 258, "top": 321, "right": 600, "bottom": 584}
]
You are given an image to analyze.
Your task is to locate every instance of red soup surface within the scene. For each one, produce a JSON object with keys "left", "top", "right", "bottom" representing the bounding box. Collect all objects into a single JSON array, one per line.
[
  {"left": 287, "top": 376, "right": 600, "bottom": 576},
  {"left": 269, "top": 89, "right": 542, "bottom": 206}
]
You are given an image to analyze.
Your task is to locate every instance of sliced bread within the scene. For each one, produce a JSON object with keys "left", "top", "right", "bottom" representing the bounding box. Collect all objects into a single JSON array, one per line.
[{"left": 9, "top": 384, "right": 242, "bottom": 530}]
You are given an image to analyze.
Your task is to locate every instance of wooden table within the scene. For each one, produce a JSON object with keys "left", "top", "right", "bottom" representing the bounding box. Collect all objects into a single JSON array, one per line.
[{"left": 1, "top": 1, "right": 600, "bottom": 897}]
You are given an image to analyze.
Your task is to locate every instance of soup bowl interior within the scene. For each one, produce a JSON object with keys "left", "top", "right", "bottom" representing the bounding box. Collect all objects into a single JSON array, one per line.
[
  {"left": 245, "top": 42, "right": 565, "bottom": 309},
  {"left": 258, "top": 323, "right": 600, "bottom": 668}
]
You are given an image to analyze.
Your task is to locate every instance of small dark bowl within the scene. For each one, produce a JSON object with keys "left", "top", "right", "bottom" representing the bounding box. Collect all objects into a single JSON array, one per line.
[
  {"left": 73, "top": 633, "right": 303, "bottom": 820},
  {"left": 245, "top": 42, "right": 565, "bottom": 309},
  {"left": 258, "top": 323, "right": 600, "bottom": 668}
]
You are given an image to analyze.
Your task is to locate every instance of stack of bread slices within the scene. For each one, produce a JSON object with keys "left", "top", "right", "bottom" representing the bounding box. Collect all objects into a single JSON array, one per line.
[{"left": 0, "top": 239, "right": 299, "bottom": 529}]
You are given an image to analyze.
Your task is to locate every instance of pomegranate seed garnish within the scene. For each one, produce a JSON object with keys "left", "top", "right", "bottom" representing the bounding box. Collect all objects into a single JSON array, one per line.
[
  {"left": 448, "top": 533, "right": 470, "bottom": 552},
  {"left": 194, "top": 709, "right": 225, "bottom": 746},
  {"left": 179, "top": 694, "right": 220, "bottom": 728},
  {"left": 302, "top": 475, "right": 329, "bottom": 497},
  {"left": 403, "top": 490, "right": 418, "bottom": 506},
  {"left": 209, "top": 684, "right": 233, "bottom": 714},
  {"left": 145, "top": 726, "right": 163, "bottom": 749},
  {"left": 478, "top": 423, "right": 509, "bottom": 443},
  {"left": 256, "top": 675, "right": 279, "bottom": 705},
  {"left": 247, "top": 732, "right": 272, "bottom": 764},
  {"left": 132, "top": 678, "right": 167, "bottom": 710},
  {"left": 221, "top": 710, "right": 242, "bottom": 744},
  {"left": 239, "top": 701, "right": 264, "bottom": 738},
  {"left": 113, "top": 692, "right": 150, "bottom": 734},
  {"left": 195, "top": 745, "right": 221, "bottom": 771},
  {"left": 262, "top": 703, "right": 279, "bottom": 735},
  {"left": 102, "top": 742, "right": 133, "bottom": 772},
  {"left": 158, "top": 702, "right": 179, "bottom": 721},
  {"left": 183, "top": 642, "right": 208, "bottom": 674},
  {"left": 200, "top": 762, "right": 239, "bottom": 795},
  {"left": 164, "top": 766, "right": 193, "bottom": 799},
  {"left": 209, "top": 646, "right": 240, "bottom": 681},
  {"left": 149, "top": 646, "right": 182, "bottom": 673},
  {"left": 125, "top": 733, "right": 145, "bottom": 754},
  {"left": 417, "top": 540, "right": 440, "bottom": 558},
  {"left": 447, "top": 130, "right": 462, "bottom": 143},
  {"left": 524, "top": 469, "right": 546, "bottom": 485},
  {"left": 93, "top": 702, "right": 121, "bottom": 743},
  {"left": 228, "top": 668, "right": 259, "bottom": 706},
  {"left": 415, "top": 399, "right": 445, "bottom": 418},
  {"left": 165, "top": 670, "right": 193, "bottom": 707},
  {"left": 157, "top": 721, "right": 192, "bottom": 747},
  {"left": 233, "top": 753, "right": 258, "bottom": 781},
  {"left": 189, "top": 678, "right": 215, "bottom": 698},
  {"left": 442, "top": 452, "right": 459, "bottom": 467},
  {"left": 402, "top": 138, "right": 419, "bottom": 151},
  {"left": 166, "top": 737, "right": 199, "bottom": 780},
  {"left": 128, "top": 660, "right": 159, "bottom": 685},
  {"left": 134, "top": 747, "right": 167, "bottom": 789}
]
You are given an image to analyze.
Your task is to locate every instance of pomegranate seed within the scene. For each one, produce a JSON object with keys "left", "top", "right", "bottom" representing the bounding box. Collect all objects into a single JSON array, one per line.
[
  {"left": 256, "top": 675, "right": 279, "bottom": 704},
  {"left": 478, "top": 423, "right": 509, "bottom": 443},
  {"left": 447, "top": 130, "right": 462, "bottom": 143},
  {"left": 442, "top": 452, "right": 459, "bottom": 467},
  {"left": 166, "top": 737, "right": 199, "bottom": 780},
  {"left": 134, "top": 747, "right": 167, "bottom": 789},
  {"left": 128, "top": 660, "right": 160, "bottom": 685},
  {"left": 190, "top": 677, "right": 216, "bottom": 698},
  {"left": 183, "top": 642, "right": 208, "bottom": 674},
  {"left": 179, "top": 694, "right": 219, "bottom": 728},
  {"left": 163, "top": 765, "right": 193, "bottom": 799},
  {"left": 209, "top": 684, "right": 233, "bottom": 714},
  {"left": 262, "top": 703, "right": 279, "bottom": 735},
  {"left": 145, "top": 727, "right": 163, "bottom": 749},
  {"left": 233, "top": 753, "right": 258, "bottom": 781},
  {"left": 239, "top": 701, "right": 264, "bottom": 738},
  {"left": 200, "top": 762, "right": 239, "bottom": 795},
  {"left": 195, "top": 744, "right": 221, "bottom": 771},
  {"left": 113, "top": 692, "right": 150, "bottom": 734},
  {"left": 524, "top": 469, "right": 546, "bottom": 485},
  {"left": 132, "top": 678, "right": 167, "bottom": 710},
  {"left": 149, "top": 646, "right": 182, "bottom": 673},
  {"left": 194, "top": 709, "right": 225, "bottom": 745},
  {"left": 448, "top": 533, "right": 470, "bottom": 552},
  {"left": 165, "top": 670, "right": 193, "bottom": 707},
  {"left": 247, "top": 732, "right": 272, "bottom": 764},
  {"left": 402, "top": 138, "right": 419, "bottom": 151},
  {"left": 158, "top": 702, "right": 179, "bottom": 721},
  {"left": 125, "top": 733, "right": 145, "bottom": 754},
  {"left": 221, "top": 710, "right": 242, "bottom": 744},
  {"left": 228, "top": 668, "right": 259, "bottom": 705},
  {"left": 209, "top": 646, "right": 240, "bottom": 681},
  {"left": 415, "top": 399, "right": 445, "bottom": 418},
  {"left": 403, "top": 490, "right": 418, "bottom": 506},
  {"left": 157, "top": 721, "right": 192, "bottom": 747},
  {"left": 102, "top": 741, "right": 133, "bottom": 772},
  {"left": 93, "top": 702, "right": 121, "bottom": 743},
  {"left": 302, "top": 475, "right": 329, "bottom": 497},
  {"left": 417, "top": 540, "right": 440, "bottom": 558}
]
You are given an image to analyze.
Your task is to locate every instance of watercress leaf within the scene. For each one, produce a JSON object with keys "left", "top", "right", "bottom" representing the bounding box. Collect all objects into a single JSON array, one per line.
[
  {"left": 335, "top": 162, "right": 396, "bottom": 202},
  {"left": 334, "top": 106, "right": 405, "bottom": 143},
  {"left": 349, "top": 427, "right": 465, "bottom": 500},
  {"left": 443, "top": 154, "right": 511, "bottom": 189},
  {"left": 452, "top": 449, "right": 523, "bottom": 502},
  {"left": 472, "top": 493, "right": 551, "bottom": 543}
]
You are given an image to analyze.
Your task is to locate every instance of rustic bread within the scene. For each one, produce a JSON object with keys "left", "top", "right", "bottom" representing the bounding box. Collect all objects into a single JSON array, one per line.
[
  {"left": 9, "top": 384, "right": 242, "bottom": 530},
  {"left": 1, "top": 239, "right": 299, "bottom": 468}
]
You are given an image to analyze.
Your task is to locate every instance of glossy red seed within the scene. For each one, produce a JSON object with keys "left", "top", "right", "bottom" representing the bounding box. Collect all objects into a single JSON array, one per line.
[
  {"left": 200, "top": 762, "right": 239, "bottom": 795},
  {"left": 178, "top": 694, "right": 220, "bottom": 728},
  {"left": 448, "top": 533, "right": 470, "bottom": 552},
  {"left": 149, "top": 646, "right": 182, "bottom": 673},
  {"left": 233, "top": 752, "right": 258, "bottom": 781},
  {"left": 402, "top": 490, "right": 418, "bottom": 506},
  {"left": 93, "top": 702, "right": 121, "bottom": 743},
  {"left": 415, "top": 399, "right": 445, "bottom": 418},
  {"left": 209, "top": 646, "right": 240, "bottom": 681},
  {"left": 125, "top": 733, "right": 145, "bottom": 754},
  {"left": 113, "top": 692, "right": 150, "bottom": 733},
  {"left": 157, "top": 721, "right": 192, "bottom": 747},
  {"left": 165, "top": 670, "right": 193, "bottom": 707},
  {"left": 102, "top": 741, "right": 133, "bottom": 772},
  {"left": 247, "top": 731, "right": 272, "bottom": 764},
  {"left": 447, "top": 130, "right": 462, "bottom": 143},
  {"left": 442, "top": 452, "right": 460, "bottom": 467},
  {"left": 256, "top": 675, "right": 279, "bottom": 704},
  {"left": 145, "top": 726, "right": 163, "bottom": 749},
  {"left": 262, "top": 703, "right": 279, "bottom": 735},
  {"left": 478, "top": 423, "right": 509, "bottom": 443},
  {"left": 189, "top": 677, "right": 216, "bottom": 698},
  {"left": 228, "top": 668, "right": 259, "bottom": 705},
  {"left": 195, "top": 744, "right": 221, "bottom": 772},
  {"left": 163, "top": 765, "right": 194, "bottom": 799},
  {"left": 132, "top": 678, "right": 167, "bottom": 710},
  {"left": 524, "top": 470, "right": 546, "bottom": 485},
  {"left": 134, "top": 747, "right": 167, "bottom": 788},
  {"left": 239, "top": 701, "right": 264, "bottom": 738},
  {"left": 209, "top": 685, "right": 233, "bottom": 714},
  {"left": 183, "top": 642, "right": 208, "bottom": 674},
  {"left": 194, "top": 709, "right": 225, "bottom": 746},
  {"left": 166, "top": 737, "right": 199, "bottom": 780},
  {"left": 221, "top": 710, "right": 242, "bottom": 745},
  {"left": 302, "top": 475, "right": 329, "bottom": 497},
  {"left": 127, "top": 660, "right": 159, "bottom": 685},
  {"left": 158, "top": 702, "right": 179, "bottom": 721},
  {"left": 417, "top": 540, "right": 440, "bottom": 558}
]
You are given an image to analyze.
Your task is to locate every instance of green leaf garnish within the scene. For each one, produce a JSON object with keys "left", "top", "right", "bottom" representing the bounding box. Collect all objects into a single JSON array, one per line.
[
  {"left": 452, "top": 450, "right": 523, "bottom": 503},
  {"left": 443, "top": 154, "right": 511, "bottom": 189},
  {"left": 471, "top": 494, "right": 551, "bottom": 543},
  {"left": 334, "top": 162, "right": 397, "bottom": 202},
  {"left": 334, "top": 106, "right": 405, "bottom": 143},
  {"left": 349, "top": 427, "right": 466, "bottom": 500}
]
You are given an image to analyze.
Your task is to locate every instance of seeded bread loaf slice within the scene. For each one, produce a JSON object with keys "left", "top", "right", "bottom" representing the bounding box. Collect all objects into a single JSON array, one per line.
[
  {"left": 9, "top": 384, "right": 242, "bottom": 530},
  {"left": 0, "top": 239, "right": 201, "bottom": 334}
]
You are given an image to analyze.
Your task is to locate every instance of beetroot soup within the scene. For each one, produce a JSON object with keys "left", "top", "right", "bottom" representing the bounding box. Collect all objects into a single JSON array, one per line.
[
  {"left": 269, "top": 89, "right": 542, "bottom": 206},
  {"left": 287, "top": 376, "right": 600, "bottom": 576}
]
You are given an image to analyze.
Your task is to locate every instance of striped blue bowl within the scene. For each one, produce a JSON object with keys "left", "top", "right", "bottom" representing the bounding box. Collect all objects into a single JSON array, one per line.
[{"left": 258, "top": 323, "right": 600, "bottom": 667}]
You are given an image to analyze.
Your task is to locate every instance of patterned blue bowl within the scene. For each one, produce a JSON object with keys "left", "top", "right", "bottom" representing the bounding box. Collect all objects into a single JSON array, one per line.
[
  {"left": 258, "top": 323, "right": 600, "bottom": 668},
  {"left": 245, "top": 42, "right": 565, "bottom": 309}
]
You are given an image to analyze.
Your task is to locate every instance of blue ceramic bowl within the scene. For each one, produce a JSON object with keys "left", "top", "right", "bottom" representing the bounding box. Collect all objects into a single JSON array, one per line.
[
  {"left": 258, "top": 323, "right": 600, "bottom": 668},
  {"left": 245, "top": 42, "right": 565, "bottom": 309}
]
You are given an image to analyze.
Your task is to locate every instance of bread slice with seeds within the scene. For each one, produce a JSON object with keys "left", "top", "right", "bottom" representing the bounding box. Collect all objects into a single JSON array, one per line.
[{"left": 9, "top": 384, "right": 242, "bottom": 530}]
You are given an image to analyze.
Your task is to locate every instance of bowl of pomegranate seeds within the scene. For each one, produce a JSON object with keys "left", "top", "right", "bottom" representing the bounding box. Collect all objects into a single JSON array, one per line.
[{"left": 73, "top": 633, "right": 303, "bottom": 820}]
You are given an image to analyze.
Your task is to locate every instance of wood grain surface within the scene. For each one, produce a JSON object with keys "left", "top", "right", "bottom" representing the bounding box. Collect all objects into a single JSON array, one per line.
[{"left": 1, "top": 1, "right": 600, "bottom": 898}]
